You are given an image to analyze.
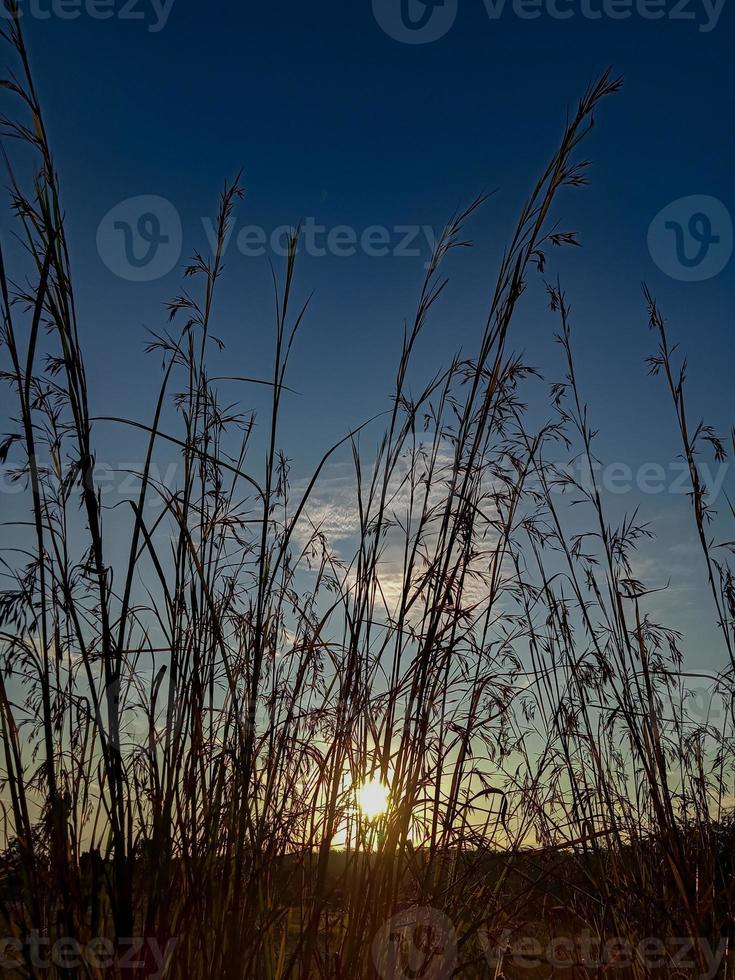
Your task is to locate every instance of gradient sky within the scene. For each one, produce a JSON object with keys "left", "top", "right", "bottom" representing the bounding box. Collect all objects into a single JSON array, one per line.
[{"left": 1, "top": 1, "right": 733, "bottom": 678}]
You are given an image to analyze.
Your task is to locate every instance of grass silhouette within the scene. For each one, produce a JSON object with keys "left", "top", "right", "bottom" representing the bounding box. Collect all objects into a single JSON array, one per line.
[{"left": 1, "top": 5, "right": 733, "bottom": 976}]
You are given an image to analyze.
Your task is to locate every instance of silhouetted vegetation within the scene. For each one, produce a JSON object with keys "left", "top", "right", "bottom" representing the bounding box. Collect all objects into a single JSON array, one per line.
[{"left": 1, "top": 3, "right": 733, "bottom": 976}]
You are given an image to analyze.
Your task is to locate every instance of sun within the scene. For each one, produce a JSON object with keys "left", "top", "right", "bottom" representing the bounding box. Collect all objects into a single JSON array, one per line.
[{"left": 356, "top": 777, "right": 390, "bottom": 820}]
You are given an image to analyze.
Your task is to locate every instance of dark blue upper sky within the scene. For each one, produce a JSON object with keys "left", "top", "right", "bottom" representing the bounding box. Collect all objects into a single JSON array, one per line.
[
  {"left": 11, "top": 0, "right": 735, "bottom": 431},
  {"left": 12, "top": 0, "right": 730, "bottom": 442},
  {"left": 2, "top": 0, "right": 733, "bottom": 664}
]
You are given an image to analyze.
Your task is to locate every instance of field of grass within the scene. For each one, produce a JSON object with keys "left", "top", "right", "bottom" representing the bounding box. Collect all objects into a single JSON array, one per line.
[{"left": 1, "top": 3, "right": 734, "bottom": 977}]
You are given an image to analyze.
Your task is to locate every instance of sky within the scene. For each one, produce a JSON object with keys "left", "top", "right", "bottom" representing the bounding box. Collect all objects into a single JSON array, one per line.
[{"left": 1, "top": 0, "right": 733, "bottom": 679}]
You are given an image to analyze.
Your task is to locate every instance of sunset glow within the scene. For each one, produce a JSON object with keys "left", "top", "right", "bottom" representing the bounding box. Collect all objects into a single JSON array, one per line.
[{"left": 357, "top": 778, "right": 390, "bottom": 820}]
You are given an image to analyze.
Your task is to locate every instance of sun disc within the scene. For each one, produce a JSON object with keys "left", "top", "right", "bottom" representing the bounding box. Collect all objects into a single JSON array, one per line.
[{"left": 357, "top": 777, "right": 390, "bottom": 820}]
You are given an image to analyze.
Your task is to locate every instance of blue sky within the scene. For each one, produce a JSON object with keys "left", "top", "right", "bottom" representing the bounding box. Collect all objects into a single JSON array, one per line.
[
  {"left": 1, "top": 0, "right": 733, "bottom": 674},
  {"left": 11, "top": 0, "right": 730, "bottom": 439}
]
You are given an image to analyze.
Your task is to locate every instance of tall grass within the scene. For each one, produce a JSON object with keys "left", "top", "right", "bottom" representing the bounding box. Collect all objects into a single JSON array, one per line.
[{"left": 1, "top": 5, "right": 733, "bottom": 977}]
